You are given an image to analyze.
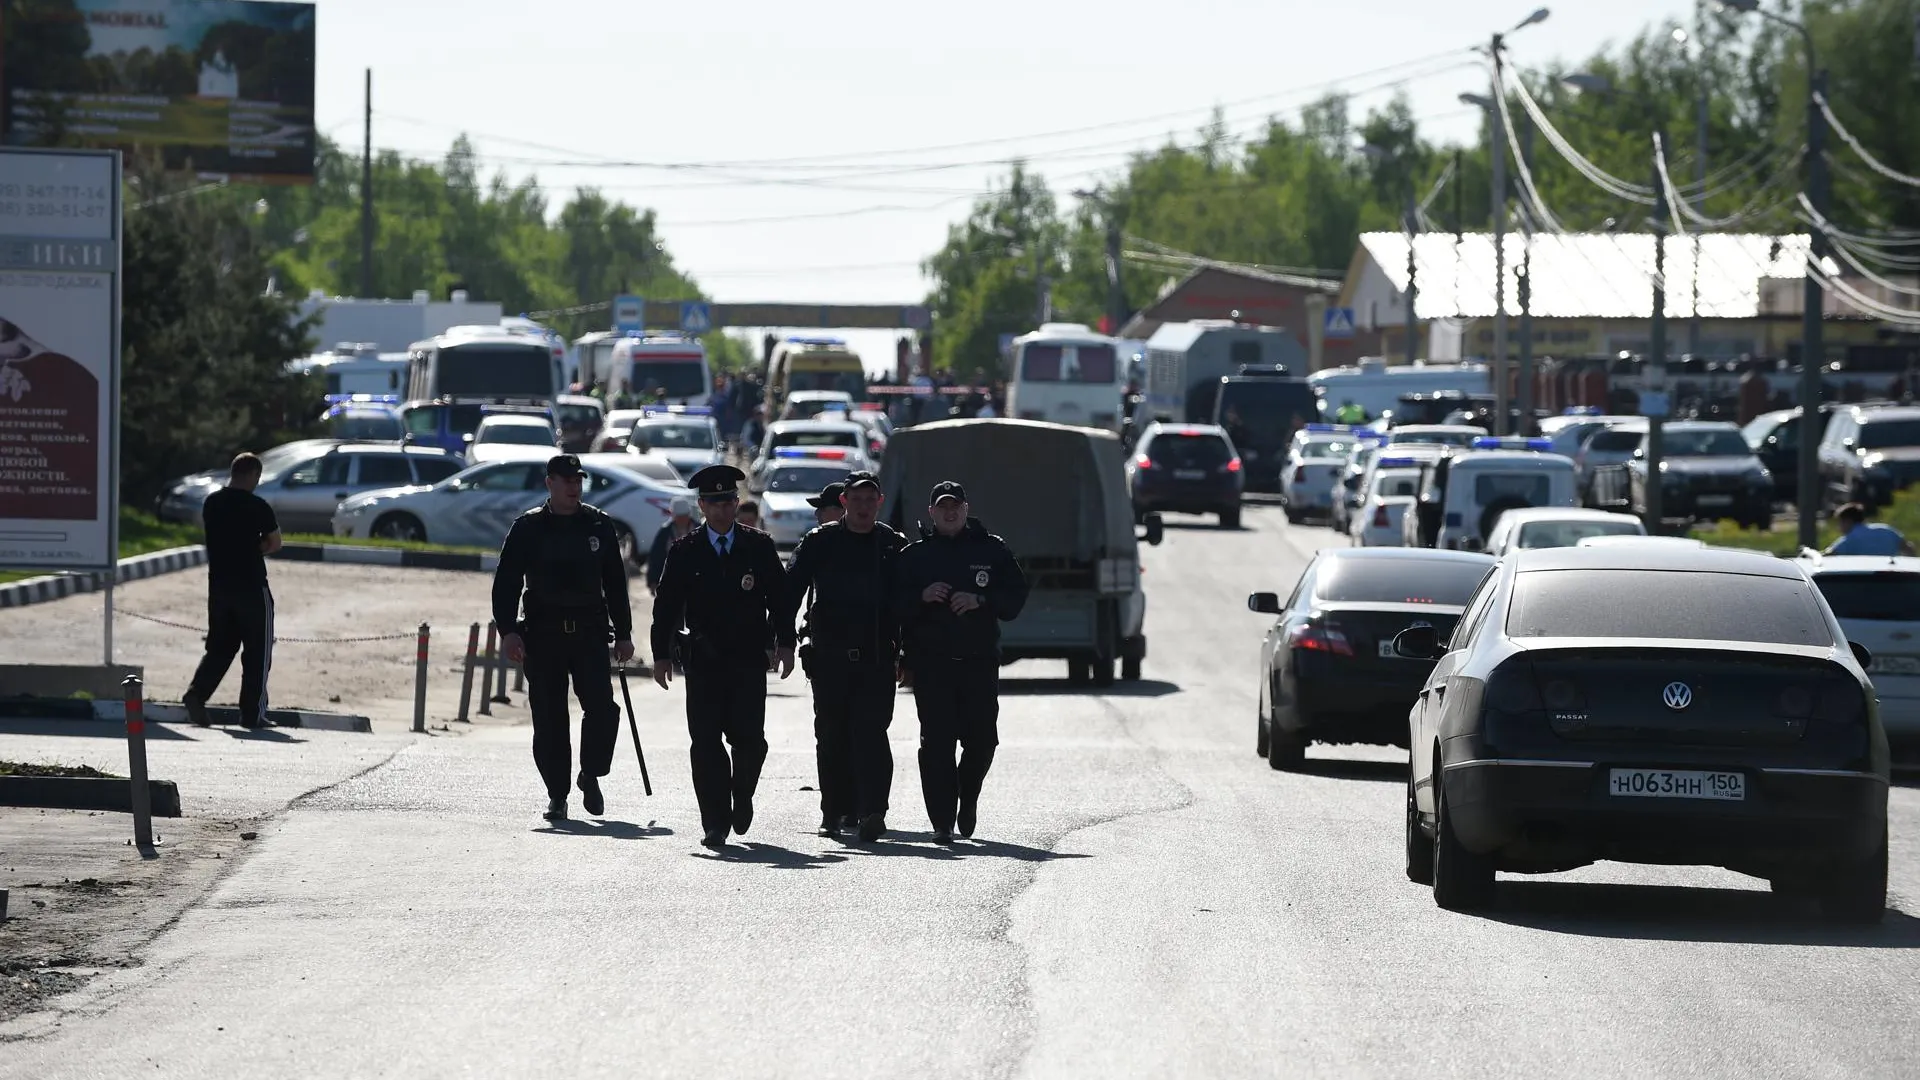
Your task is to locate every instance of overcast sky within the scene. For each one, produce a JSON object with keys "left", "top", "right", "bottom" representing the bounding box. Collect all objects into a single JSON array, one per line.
[{"left": 306, "top": 0, "right": 1710, "bottom": 369}]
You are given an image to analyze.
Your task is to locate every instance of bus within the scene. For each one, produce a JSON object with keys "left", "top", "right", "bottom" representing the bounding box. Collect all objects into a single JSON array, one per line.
[
  {"left": 765, "top": 335, "right": 865, "bottom": 417},
  {"left": 289, "top": 343, "right": 409, "bottom": 396},
  {"left": 1006, "top": 323, "right": 1127, "bottom": 433},
  {"left": 405, "top": 322, "right": 565, "bottom": 405}
]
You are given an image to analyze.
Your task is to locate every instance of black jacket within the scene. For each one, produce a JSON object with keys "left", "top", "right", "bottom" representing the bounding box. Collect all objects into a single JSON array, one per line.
[
  {"left": 783, "top": 520, "right": 906, "bottom": 655},
  {"left": 492, "top": 502, "right": 632, "bottom": 638},
  {"left": 650, "top": 524, "right": 791, "bottom": 663},
  {"left": 893, "top": 518, "right": 1029, "bottom": 662}
]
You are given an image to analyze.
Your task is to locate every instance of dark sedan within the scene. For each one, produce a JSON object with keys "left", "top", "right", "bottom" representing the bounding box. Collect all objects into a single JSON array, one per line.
[
  {"left": 1248, "top": 548, "right": 1495, "bottom": 770},
  {"left": 1398, "top": 544, "right": 1890, "bottom": 920}
]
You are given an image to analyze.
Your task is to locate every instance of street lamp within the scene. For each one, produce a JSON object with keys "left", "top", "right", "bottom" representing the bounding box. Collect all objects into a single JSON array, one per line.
[
  {"left": 1074, "top": 188, "right": 1126, "bottom": 335},
  {"left": 1717, "top": 0, "right": 1827, "bottom": 548},
  {"left": 1560, "top": 72, "right": 1611, "bottom": 94},
  {"left": 1361, "top": 143, "right": 1421, "bottom": 367}
]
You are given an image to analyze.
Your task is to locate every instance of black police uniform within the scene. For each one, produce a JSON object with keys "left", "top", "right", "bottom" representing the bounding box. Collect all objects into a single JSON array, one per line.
[
  {"left": 782, "top": 472, "right": 906, "bottom": 838},
  {"left": 490, "top": 455, "right": 633, "bottom": 819},
  {"left": 893, "top": 483, "right": 1029, "bottom": 838},
  {"left": 651, "top": 464, "right": 791, "bottom": 846}
]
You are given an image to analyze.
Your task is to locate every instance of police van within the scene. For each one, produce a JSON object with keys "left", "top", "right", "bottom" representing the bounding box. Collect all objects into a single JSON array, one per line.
[{"left": 1402, "top": 438, "right": 1580, "bottom": 551}]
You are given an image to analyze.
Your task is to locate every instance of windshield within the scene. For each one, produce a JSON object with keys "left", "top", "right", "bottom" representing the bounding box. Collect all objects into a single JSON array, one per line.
[
  {"left": 1297, "top": 437, "right": 1351, "bottom": 460},
  {"left": 435, "top": 343, "right": 554, "bottom": 398},
  {"left": 1858, "top": 419, "right": 1920, "bottom": 450},
  {"left": 1021, "top": 344, "right": 1118, "bottom": 384},
  {"left": 1742, "top": 414, "right": 1783, "bottom": 448},
  {"left": 1508, "top": 569, "right": 1831, "bottom": 645},
  {"left": 1516, "top": 518, "right": 1643, "bottom": 549},
  {"left": 327, "top": 411, "right": 401, "bottom": 441},
  {"left": 1315, "top": 558, "right": 1490, "bottom": 606},
  {"left": 790, "top": 369, "right": 866, "bottom": 397},
  {"left": 772, "top": 428, "right": 858, "bottom": 448},
  {"left": 787, "top": 397, "right": 851, "bottom": 419},
  {"left": 631, "top": 360, "right": 708, "bottom": 399},
  {"left": 1587, "top": 429, "right": 1643, "bottom": 453},
  {"left": 1372, "top": 470, "right": 1420, "bottom": 498},
  {"left": 557, "top": 403, "right": 602, "bottom": 430},
  {"left": 632, "top": 422, "right": 715, "bottom": 450},
  {"left": 1814, "top": 572, "right": 1920, "bottom": 620},
  {"left": 1665, "top": 429, "right": 1751, "bottom": 457},
  {"left": 766, "top": 466, "right": 849, "bottom": 493},
  {"left": 1147, "top": 432, "right": 1231, "bottom": 468},
  {"left": 478, "top": 423, "right": 555, "bottom": 446},
  {"left": 1216, "top": 381, "right": 1316, "bottom": 448}
]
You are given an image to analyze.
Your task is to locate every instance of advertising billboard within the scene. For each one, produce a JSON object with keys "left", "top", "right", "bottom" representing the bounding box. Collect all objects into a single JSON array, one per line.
[{"left": 0, "top": 0, "right": 316, "bottom": 182}]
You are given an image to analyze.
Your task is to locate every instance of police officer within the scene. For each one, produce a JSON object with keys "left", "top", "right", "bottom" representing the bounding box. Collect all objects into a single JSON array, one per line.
[
  {"left": 493, "top": 454, "right": 635, "bottom": 822},
  {"left": 783, "top": 471, "right": 906, "bottom": 841},
  {"left": 651, "top": 463, "right": 795, "bottom": 849},
  {"left": 894, "top": 481, "right": 1028, "bottom": 843},
  {"left": 808, "top": 481, "right": 847, "bottom": 527}
]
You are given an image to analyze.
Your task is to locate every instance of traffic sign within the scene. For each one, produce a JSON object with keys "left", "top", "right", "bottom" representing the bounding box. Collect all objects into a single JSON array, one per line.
[
  {"left": 612, "top": 294, "right": 643, "bottom": 332},
  {"left": 680, "top": 301, "right": 712, "bottom": 334},
  {"left": 1324, "top": 307, "right": 1356, "bottom": 339}
]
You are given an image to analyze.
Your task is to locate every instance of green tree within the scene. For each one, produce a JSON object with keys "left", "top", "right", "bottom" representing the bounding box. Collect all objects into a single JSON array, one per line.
[{"left": 920, "top": 163, "right": 1065, "bottom": 377}]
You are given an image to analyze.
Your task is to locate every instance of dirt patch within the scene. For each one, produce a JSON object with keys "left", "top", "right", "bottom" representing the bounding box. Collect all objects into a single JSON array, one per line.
[{"left": 0, "top": 762, "right": 119, "bottom": 779}]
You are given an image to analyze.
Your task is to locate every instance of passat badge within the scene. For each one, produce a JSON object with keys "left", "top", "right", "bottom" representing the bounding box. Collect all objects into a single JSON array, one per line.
[
  {"left": 740, "top": 572, "right": 755, "bottom": 591},
  {"left": 975, "top": 570, "right": 990, "bottom": 587},
  {"left": 588, "top": 536, "right": 600, "bottom": 553},
  {"left": 1662, "top": 681, "right": 1692, "bottom": 710}
]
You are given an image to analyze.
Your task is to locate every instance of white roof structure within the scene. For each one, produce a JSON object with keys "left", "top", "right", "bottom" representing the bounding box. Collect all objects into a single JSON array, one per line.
[{"left": 1345, "top": 232, "right": 1822, "bottom": 327}]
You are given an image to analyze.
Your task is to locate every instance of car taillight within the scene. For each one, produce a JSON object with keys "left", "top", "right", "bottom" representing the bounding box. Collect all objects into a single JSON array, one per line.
[
  {"left": 1224, "top": 458, "right": 1242, "bottom": 473},
  {"left": 1293, "top": 465, "right": 1306, "bottom": 482},
  {"left": 1287, "top": 619, "right": 1353, "bottom": 656},
  {"left": 1813, "top": 678, "right": 1866, "bottom": 724},
  {"left": 1372, "top": 504, "right": 1389, "bottom": 528},
  {"left": 1134, "top": 455, "right": 1152, "bottom": 469},
  {"left": 1484, "top": 661, "right": 1542, "bottom": 713}
]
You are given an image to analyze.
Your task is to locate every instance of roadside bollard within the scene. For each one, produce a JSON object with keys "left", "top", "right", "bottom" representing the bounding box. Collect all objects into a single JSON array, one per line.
[
  {"left": 455, "top": 621, "right": 479, "bottom": 722},
  {"left": 478, "top": 622, "right": 498, "bottom": 717},
  {"left": 122, "top": 676, "right": 154, "bottom": 851},
  {"left": 512, "top": 663, "right": 525, "bottom": 693},
  {"left": 489, "top": 621, "right": 512, "bottom": 705},
  {"left": 412, "top": 622, "right": 430, "bottom": 734}
]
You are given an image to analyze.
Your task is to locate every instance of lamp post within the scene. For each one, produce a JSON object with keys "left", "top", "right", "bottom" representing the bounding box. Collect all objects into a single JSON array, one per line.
[
  {"left": 1073, "top": 187, "right": 1127, "bottom": 335},
  {"left": 1361, "top": 143, "right": 1420, "bottom": 366}
]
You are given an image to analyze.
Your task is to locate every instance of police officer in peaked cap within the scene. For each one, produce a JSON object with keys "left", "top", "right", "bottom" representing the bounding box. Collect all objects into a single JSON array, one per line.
[
  {"left": 651, "top": 462, "right": 795, "bottom": 848},
  {"left": 493, "top": 454, "right": 635, "bottom": 822},
  {"left": 893, "top": 480, "right": 1028, "bottom": 843}
]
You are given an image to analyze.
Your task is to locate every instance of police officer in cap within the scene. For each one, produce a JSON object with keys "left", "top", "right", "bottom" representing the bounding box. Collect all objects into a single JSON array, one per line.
[
  {"left": 493, "top": 454, "right": 635, "bottom": 821},
  {"left": 808, "top": 481, "right": 847, "bottom": 527},
  {"left": 651, "top": 463, "right": 795, "bottom": 848},
  {"left": 783, "top": 471, "right": 906, "bottom": 841},
  {"left": 893, "top": 481, "right": 1028, "bottom": 843}
]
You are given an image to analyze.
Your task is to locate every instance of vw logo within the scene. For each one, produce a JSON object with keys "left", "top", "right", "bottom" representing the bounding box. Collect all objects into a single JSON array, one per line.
[{"left": 1662, "top": 682, "right": 1693, "bottom": 710}]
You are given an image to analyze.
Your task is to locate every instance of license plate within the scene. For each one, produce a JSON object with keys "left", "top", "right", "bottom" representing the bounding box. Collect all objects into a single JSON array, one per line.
[
  {"left": 1696, "top": 494, "right": 1734, "bottom": 506},
  {"left": 1174, "top": 469, "right": 1205, "bottom": 480},
  {"left": 1608, "top": 768, "right": 1745, "bottom": 801},
  {"left": 1870, "top": 654, "right": 1920, "bottom": 675},
  {"left": 1378, "top": 640, "right": 1400, "bottom": 658}
]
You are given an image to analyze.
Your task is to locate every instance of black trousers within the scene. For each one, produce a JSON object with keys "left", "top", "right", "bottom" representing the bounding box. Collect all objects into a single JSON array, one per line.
[
  {"left": 911, "top": 656, "right": 1000, "bottom": 832},
  {"left": 187, "top": 584, "right": 275, "bottom": 726},
  {"left": 809, "top": 653, "right": 897, "bottom": 820},
  {"left": 686, "top": 652, "right": 770, "bottom": 834},
  {"left": 524, "top": 626, "right": 619, "bottom": 802}
]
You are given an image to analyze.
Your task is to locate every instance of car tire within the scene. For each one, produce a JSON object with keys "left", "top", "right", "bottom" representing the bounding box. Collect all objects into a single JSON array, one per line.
[
  {"left": 1256, "top": 701, "right": 1271, "bottom": 759},
  {"left": 1284, "top": 508, "right": 1303, "bottom": 525},
  {"left": 1220, "top": 506, "right": 1241, "bottom": 529},
  {"left": 1817, "top": 834, "right": 1888, "bottom": 925},
  {"left": 1266, "top": 723, "right": 1305, "bottom": 772},
  {"left": 1432, "top": 782, "right": 1495, "bottom": 911},
  {"left": 1121, "top": 656, "right": 1142, "bottom": 682},
  {"left": 371, "top": 512, "right": 426, "bottom": 543},
  {"left": 1405, "top": 776, "right": 1435, "bottom": 886},
  {"left": 1067, "top": 658, "right": 1091, "bottom": 685},
  {"left": 1091, "top": 656, "right": 1116, "bottom": 687}
]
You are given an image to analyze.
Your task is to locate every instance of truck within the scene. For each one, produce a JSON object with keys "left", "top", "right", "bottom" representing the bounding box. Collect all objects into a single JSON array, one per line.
[
  {"left": 1143, "top": 321, "right": 1306, "bottom": 426},
  {"left": 878, "top": 418, "right": 1164, "bottom": 686}
]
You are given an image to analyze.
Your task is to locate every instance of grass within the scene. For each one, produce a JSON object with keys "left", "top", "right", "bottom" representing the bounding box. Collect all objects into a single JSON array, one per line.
[
  {"left": 1692, "top": 485, "right": 1920, "bottom": 557},
  {"left": 282, "top": 533, "right": 495, "bottom": 556}
]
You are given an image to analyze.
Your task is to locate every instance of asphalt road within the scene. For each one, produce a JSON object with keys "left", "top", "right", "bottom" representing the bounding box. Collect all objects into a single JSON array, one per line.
[{"left": 4, "top": 504, "right": 1919, "bottom": 1078}]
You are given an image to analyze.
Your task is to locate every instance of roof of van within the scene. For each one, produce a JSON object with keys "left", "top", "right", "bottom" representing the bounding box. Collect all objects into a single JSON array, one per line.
[{"left": 1144, "top": 321, "right": 1292, "bottom": 352}]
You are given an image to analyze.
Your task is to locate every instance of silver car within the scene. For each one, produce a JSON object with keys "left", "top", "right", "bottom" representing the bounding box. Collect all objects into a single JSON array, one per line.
[{"left": 164, "top": 443, "right": 465, "bottom": 533}]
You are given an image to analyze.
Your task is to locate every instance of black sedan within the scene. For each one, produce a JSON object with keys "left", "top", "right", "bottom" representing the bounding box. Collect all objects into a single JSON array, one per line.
[
  {"left": 1249, "top": 548, "right": 1495, "bottom": 770},
  {"left": 1398, "top": 543, "right": 1890, "bottom": 920}
]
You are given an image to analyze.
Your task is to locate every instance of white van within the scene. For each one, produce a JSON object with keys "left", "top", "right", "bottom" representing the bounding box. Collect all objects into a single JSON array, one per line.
[
  {"left": 1404, "top": 445, "right": 1580, "bottom": 551},
  {"left": 1007, "top": 323, "right": 1127, "bottom": 433},
  {"left": 1308, "top": 358, "right": 1490, "bottom": 425}
]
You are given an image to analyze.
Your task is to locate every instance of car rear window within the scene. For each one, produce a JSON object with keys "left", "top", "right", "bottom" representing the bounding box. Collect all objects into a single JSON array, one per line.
[
  {"left": 1587, "top": 430, "right": 1642, "bottom": 452},
  {"left": 1149, "top": 433, "right": 1230, "bottom": 467},
  {"left": 1813, "top": 572, "right": 1920, "bottom": 621},
  {"left": 1508, "top": 569, "right": 1832, "bottom": 645},
  {"left": 1515, "top": 519, "right": 1641, "bottom": 549},
  {"left": 1473, "top": 473, "right": 1550, "bottom": 505},
  {"left": 1314, "top": 559, "right": 1490, "bottom": 606}
]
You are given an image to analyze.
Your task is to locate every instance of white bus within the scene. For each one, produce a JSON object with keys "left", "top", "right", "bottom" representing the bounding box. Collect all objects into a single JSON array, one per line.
[
  {"left": 1006, "top": 323, "right": 1127, "bottom": 433},
  {"left": 290, "top": 343, "right": 409, "bottom": 396},
  {"left": 1307, "top": 358, "right": 1490, "bottom": 425},
  {"left": 405, "top": 323, "right": 566, "bottom": 404}
]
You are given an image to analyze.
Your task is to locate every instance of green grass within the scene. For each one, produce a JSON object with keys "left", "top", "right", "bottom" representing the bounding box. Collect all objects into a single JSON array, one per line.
[
  {"left": 1691, "top": 485, "right": 1920, "bottom": 557},
  {"left": 0, "top": 760, "right": 119, "bottom": 779},
  {"left": 282, "top": 533, "right": 495, "bottom": 556}
]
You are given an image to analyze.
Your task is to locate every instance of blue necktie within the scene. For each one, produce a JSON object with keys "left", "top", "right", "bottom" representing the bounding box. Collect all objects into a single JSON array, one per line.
[{"left": 717, "top": 534, "right": 729, "bottom": 558}]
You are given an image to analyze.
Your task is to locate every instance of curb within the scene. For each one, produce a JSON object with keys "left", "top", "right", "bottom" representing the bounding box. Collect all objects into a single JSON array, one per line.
[
  {"left": 0, "top": 775, "right": 182, "bottom": 817},
  {"left": 0, "top": 545, "right": 207, "bottom": 610},
  {"left": 90, "top": 700, "right": 375, "bottom": 733},
  {"left": 272, "top": 543, "right": 499, "bottom": 573}
]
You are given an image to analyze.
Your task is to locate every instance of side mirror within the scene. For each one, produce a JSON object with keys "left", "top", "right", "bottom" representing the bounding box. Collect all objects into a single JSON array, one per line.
[
  {"left": 462, "top": 433, "right": 475, "bottom": 444},
  {"left": 1247, "top": 591, "right": 1281, "bottom": 615},
  {"left": 1850, "top": 640, "right": 1874, "bottom": 669},
  {"left": 1393, "top": 625, "right": 1444, "bottom": 660},
  {"left": 1142, "top": 512, "right": 1165, "bottom": 546}
]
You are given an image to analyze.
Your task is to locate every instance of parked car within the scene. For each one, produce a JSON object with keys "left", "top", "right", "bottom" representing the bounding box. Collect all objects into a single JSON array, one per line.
[
  {"left": 625, "top": 412, "right": 724, "bottom": 482},
  {"left": 1742, "top": 404, "right": 1836, "bottom": 502},
  {"left": 165, "top": 443, "right": 464, "bottom": 533},
  {"left": 1817, "top": 404, "right": 1920, "bottom": 510},
  {"left": 155, "top": 438, "right": 345, "bottom": 523},
  {"left": 748, "top": 459, "right": 854, "bottom": 548},
  {"left": 554, "top": 393, "right": 606, "bottom": 454},
  {"left": 467, "top": 414, "right": 560, "bottom": 465},
  {"left": 1589, "top": 422, "right": 1773, "bottom": 529}
]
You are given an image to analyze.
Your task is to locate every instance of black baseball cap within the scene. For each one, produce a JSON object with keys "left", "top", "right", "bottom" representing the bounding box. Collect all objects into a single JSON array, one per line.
[
  {"left": 843, "top": 470, "right": 880, "bottom": 493},
  {"left": 806, "top": 482, "right": 846, "bottom": 508},
  {"left": 547, "top": 454, "right": 584, "bottom": 478},
  {"left": 930, "top": 480, "right": 966, "bottom": 505}
]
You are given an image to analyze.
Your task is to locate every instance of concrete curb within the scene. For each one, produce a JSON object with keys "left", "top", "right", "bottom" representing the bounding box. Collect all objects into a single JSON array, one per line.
[
  {"left": 272, "top": 543, "right": 498, "bottom": 573},
  {"left": 0, "top": 545, "right": 207, "bottom": 610},
  {"left": 0, "top": 775, "right": 182, "bottom": 817},
  {"left": 89, "top": 700, "right": 375, "bottom": 733}
]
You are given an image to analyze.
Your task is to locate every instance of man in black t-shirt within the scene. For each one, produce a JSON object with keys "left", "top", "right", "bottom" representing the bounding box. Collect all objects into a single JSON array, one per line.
[{"left": 184, "top": 452, "right": 284, "bottom": 729}]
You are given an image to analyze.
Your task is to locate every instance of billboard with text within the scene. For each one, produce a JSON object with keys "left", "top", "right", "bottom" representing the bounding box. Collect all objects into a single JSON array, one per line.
[{"left": 0, "top": 0, "right": 316, "bottom": 182}]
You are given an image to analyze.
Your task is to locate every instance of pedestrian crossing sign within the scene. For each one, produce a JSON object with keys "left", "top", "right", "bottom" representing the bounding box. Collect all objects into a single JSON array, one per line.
[
  {"left": 680, "top": 302, "right": 712, "bottom": 334},
  {"left": 1324, "top": 307, "right": 1356, "bottom": 339}
]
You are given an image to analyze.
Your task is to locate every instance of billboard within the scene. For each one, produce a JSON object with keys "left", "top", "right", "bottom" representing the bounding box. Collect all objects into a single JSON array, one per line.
[{"left": 0, "top": 0, "right": 315, "bottom": 182}]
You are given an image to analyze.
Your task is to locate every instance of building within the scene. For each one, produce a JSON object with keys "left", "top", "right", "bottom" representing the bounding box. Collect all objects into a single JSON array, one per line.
[
  {"left": 1340, "top": 231, "right": 1887, "bottom": 362},
  {"left": 293, "top": 289, "right": 506, "bottom": 355},
  {"left": 1116, "top": 264, "right": 1386, "bottom": 370}
]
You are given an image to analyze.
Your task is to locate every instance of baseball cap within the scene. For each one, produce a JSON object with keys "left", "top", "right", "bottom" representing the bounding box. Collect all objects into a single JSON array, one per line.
[
  {"left": 806, "top": 482, "right": 846, "bottom": 508},
  {"left": 547, "top": 454, "right": 584, "bottom": 478},
  {"left": 929, "top": 480, "right": 966, "bottom": 505},
  {"left": 669, "top": 495, "right": 695, "bottom": 517},
  {"left": 843, "top": 470, "right": 880, "bottom": 493}
]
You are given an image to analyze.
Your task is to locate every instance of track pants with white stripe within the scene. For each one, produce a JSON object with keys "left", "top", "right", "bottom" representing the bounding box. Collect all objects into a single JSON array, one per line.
[{"left": 188, "top": 585, "right": 275, "bottom": 725}]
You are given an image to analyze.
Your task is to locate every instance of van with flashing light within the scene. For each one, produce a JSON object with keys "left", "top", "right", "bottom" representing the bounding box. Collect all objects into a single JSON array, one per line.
[
  {"left": 405, "top": 323, "right": 566, "bottom": 405},
  {"left": 605, "top": 331, "right": 712, "bottom": 406},
  {"left": 1404, "top": 439, "right": 1580, "bottom": 551},
  {"left": 1007, "top": 323, "right": 1128, "bottom": 433},
  {"left": 766, "top": 335, "right": 865, "bottom": 418},
  {"left": 292, "top": 343, "right": 410, "bottom": 396},
  {"left": 1307, "top": 358, "right": 1490, "bottom": 425}
]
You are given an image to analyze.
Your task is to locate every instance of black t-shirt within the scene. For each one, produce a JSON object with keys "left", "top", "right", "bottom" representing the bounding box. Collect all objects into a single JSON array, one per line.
[{"left": 202, "top": 486, "right": 279, "bottom": 590}]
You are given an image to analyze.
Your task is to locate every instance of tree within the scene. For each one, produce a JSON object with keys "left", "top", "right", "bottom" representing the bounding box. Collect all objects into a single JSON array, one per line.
[{"left": 921, "top": 163, "right": 1065, "bottom": 377}]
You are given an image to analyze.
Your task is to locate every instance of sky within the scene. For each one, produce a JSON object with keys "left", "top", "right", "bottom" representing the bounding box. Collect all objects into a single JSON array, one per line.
[{"left": 304, "top": 0, "right": 1711, "bottom": 372}]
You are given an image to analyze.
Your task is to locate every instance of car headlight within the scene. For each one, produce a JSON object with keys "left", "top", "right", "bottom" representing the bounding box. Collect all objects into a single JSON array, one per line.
[{"left": 1862, "top": 454, "right": 1889, "bottom": 474}]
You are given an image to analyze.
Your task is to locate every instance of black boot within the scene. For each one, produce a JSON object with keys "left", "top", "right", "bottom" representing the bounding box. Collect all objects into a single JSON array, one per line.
[
  {"left": 182, "top": 693, "right": 211, "bottom": 728},
  {"left": 857, "top": 813, "right": 886, "bottom": 842},
  {"left": 543, "top": 797, "right": 567, "bottom": 821},
  {"left": 956, "top": 799, "right": 977, "bottom": 839},
  {"left": 578, "top": 773, "right": 604, "bottom": 816}
]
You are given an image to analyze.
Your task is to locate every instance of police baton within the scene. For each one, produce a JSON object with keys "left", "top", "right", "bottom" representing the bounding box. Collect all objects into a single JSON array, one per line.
[{"left": 616, "top": 665, "right": 653, "bottom": 796}]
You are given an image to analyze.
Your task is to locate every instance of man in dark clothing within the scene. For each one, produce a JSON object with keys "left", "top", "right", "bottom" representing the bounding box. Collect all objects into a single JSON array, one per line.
[
  {"left": 184, "top": 452, "right": 284, "bottom": 730},
  {"left": 894, "top": 481, "right": 1028, "bottom": 843},
  {"left": 651, "top": 463, "right": 795, "bottom": 848},
  {"left": 783, "top": 471, "right": 907, "bottom": 841},
  {"left": 492, "top": 454, "right": 635, "bottom": 822},
  {"left": 647, "top": 496, "right": 698, "bottom": 594}
]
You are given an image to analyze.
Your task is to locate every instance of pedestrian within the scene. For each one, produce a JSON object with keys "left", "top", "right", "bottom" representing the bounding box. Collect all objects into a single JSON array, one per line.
[
  {"left": 808, "top": 481, "right": 847, "bottom": 527},
  {"left": 650, "top": 464, "right": 795, "bottom": 848},
  {"left": 893, "top": 482, "right": 1028, "bottom": 843},
  {"left": 783, "top": 471, "right": 907, "bottom": 841},
  {"left": 492, "top": 455, "right": 636, "bottom": 822},
  {"left": 183, "top": 452, "right": 284, "bottom": 730},
  {"left": 647, "top": 496, "right": 697, "bottom": 594},
  {"left": 1824, "top": 503, "right": 1917, "bottom": 556},
  {"left": 738, "top": 499, "right": 762, "bottom": 532}
]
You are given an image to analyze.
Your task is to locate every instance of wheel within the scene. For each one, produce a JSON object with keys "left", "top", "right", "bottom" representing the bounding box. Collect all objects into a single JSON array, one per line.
[
  {"left": 1091, "top": 656, "right": 1115, "bottom": 687},
  {"left": 1266, "top": 723, "right": 1306, "bottom": 772},
  {"left": 1817, "top": 834, "right": 1887, "bottom": 924},
  {"left": 1432, "top": 782, "right": 1495, "bottom": 911},
  {"left": 1284, "top": 508, "right": 1303, "bottom": 525},
  {"left": 1405, "top": 776, "right": 1434, "bottom": 885},
  {"left": 1121, "top": 656, "right": 1142, "bottom": 682},
  {"left": 1256, "top": 700, "right": 1271, "bottom": 759},
  {"left": 371, "top": 512, "right": 426, "bottom": 543},
  {"left": 1067, "top": 658, "right": 1091, "bottom": 685},
  {"left": 1219, "top": 506, "right": 1241, "bottom": 529}
]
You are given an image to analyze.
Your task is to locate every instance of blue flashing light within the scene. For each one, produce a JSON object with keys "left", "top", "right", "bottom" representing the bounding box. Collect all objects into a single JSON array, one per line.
[
  {"left": 323, "top": 393, "right": 399, "bottom": 405},
  {"left": 1471, "top": 437, "right": 1502, "bottom": 449},
  {"left": 1304, "top": 423, "right": 1350, "bottom": 433},
  {"left": 1562, "top": 406, "right": 1603, "bottom": 415},
  {"left": 1525, "top": 437, "right": 1553, "bottom": 451},
  {"left": 1376, "top": 457, "right": 1422, "bottom": 468},
  {"left": 642, "top": 405, "right": 712, "bottom": 416},
  {"left": 785, "top": 334, "right": 847, "bottom": 347},
  {"left": 1358, "top": 431, "right": 1390, "bottom": 443}
]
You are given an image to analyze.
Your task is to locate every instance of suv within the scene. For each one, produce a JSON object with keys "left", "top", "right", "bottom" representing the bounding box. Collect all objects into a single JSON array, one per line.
[
  {"left": 1405, "top": 447, "right": 1579, "bottom": 551},
  {"left": 1818, "top": 404, "right": 1920, "bottom": 510},
  {"left": 1589, "top": 421, "right": 1773, "bottom": 529},
  {"left": 1742, "top": 404, "right": 1837, "bottom": 502},
  {"left": 1127, "top": 422, "right": 1244, "bottom": 528}
]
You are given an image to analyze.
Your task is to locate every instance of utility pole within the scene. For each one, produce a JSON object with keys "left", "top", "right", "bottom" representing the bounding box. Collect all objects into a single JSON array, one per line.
[
  {"left": 1647, "top": 134, "right": 1670, "bottom": 531},
  {"left": 1104, "top": 211, "right": 1125, "bottom": 334},
  {"left": 1689, "top": 76, "right": 1707, "bottom": 360},
  {"left": 1797, "top": 67, "right": 1829, "bottom": 549},
  {"left": 1489, "top": 34, "right": 1511, "bottom": 436},
  {"left": 359, "top": 68, "right": 374, "bottom": 298},
  {"left": 1517, "top": 110, "right": 1535, "bottom": 434},
  {"left": 1404, "top": 188, "right": 1418, "bottom": 366}
]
